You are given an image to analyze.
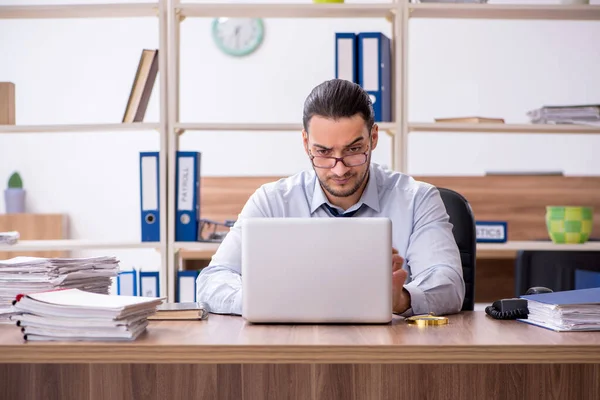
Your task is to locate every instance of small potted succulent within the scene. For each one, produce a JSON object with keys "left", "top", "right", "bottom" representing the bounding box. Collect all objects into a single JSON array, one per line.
[{"left": 4, "top": 172, "right": 25, "bottom": 214}]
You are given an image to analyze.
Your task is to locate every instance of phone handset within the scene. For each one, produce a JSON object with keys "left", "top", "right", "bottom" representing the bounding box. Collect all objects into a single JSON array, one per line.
[{"left": 484, "top": 287, "right": 553, "bottom": 320}]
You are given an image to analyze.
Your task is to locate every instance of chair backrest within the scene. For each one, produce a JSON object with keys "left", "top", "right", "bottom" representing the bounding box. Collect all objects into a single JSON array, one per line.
[{"left": 437, "top": 187, "right": 476, "bottom": 311}]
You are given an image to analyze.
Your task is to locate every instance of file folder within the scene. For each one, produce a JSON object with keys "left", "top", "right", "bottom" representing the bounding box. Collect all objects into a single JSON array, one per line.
[
  {"left": 177, "top": 270, "right": 199, "bottom": 303},
  {"left": 335, "top": 33, "right": 358, "bottom": 83},
  {"left": 139, "top": 271, "right": 159, "bottom": 297},
  {"left": 357, "top": 32, "right": 392, "bottom": 122},
  {"left": 175, "top": 151, "right": 202, "bottom": 242},
  {"left": 140, "top": 151, "right": 160, "bottom": 242},
  {"left": 575, "top": 270, "right": 600, "bottom": 290},
  {"left": 116, "top": 269, "right": 137, "bottom": 296}
]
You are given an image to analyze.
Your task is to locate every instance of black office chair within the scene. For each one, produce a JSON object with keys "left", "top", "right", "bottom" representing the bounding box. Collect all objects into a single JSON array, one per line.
[
  {"left": 438, "top": 187, "right": 477, "bottom": 311},
  {"left": 515, "top": 248, "right": 600, "bottom": 296}
]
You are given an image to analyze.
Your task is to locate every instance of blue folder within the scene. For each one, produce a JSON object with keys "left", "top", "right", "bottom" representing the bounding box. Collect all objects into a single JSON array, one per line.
[
  {"left": 175, "top": 151, "right": 201, "bottom": 242},
  {"left": 139, "top": 271, "right": 160, "bottom": 297},
  {"left": 177, "top": 270, "right": 200, "bottom": 302},
  {"left": 357, "top": 32, "right": 391, "bottom": 122},
  {"left": 335, "top": 32, "right": 358, "bottom": 83},
  {"left": 575, "top": 270, "right": 600, "bottom": 290},
  {"left": 116, "top": 269, "right": 137, "bottom": 296},
  {"left": 139, "top": 152, "right": 160, "bottom": 242},
  {"left": 521, "top": 287, "right": 600, "bottom": 305}
]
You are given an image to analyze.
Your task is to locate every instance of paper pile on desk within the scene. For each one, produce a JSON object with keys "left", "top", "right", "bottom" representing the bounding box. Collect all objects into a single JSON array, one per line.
[
  {"left": 0, "top": 256, "right": 120, "bottom": 322},
  {"left": 520, "top": 287, "right": 600, "bottom": 332},
  {"left": 10, "top": 288, "right": 164, "bottom": 341}
]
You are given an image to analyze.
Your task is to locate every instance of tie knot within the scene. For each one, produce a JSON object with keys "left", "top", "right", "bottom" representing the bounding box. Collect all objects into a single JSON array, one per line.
[{"left": 323, "top": 203, "right": 361, "bottom": 218}]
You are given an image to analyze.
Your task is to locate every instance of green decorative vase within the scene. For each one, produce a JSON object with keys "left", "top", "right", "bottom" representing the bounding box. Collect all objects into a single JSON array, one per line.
[{"left": 545, "top": 206, "right": 593, "bottom": 244}]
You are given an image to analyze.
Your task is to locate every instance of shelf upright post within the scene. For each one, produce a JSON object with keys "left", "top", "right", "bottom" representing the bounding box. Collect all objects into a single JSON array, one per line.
[
  {"left": 166, "top": 0, "right": 182, "bottom": 302},
  {"left": 394, "top": 0, "right": 409, "bottom": 173},
  {"left": 157, "top": 0, "right": 170, "bottom": 299}
]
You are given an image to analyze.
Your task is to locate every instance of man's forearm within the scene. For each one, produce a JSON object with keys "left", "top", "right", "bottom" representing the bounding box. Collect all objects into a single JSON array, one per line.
[
  {"left": 196, "top": 266, "right": 243, "bottom": 315},
  {"left": 402, "top": 265, "right": 465, "bottom": 316}
]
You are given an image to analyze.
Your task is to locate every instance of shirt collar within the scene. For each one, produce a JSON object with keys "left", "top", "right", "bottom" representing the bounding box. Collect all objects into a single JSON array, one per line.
[{"left": 309, "top": 164, "right": 381, "bottom": 215}]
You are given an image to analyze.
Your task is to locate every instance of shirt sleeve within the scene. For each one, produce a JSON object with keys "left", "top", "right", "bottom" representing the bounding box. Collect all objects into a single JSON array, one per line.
[
  {"left": 196, "top": 187, "right": 269, "bottom": 315},
  {"left": 401, "top": 185, "right": 465, "bottom": 317}
]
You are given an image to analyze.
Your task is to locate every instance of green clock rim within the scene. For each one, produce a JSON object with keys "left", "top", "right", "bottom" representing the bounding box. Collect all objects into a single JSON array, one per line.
[{"left": 211, "top": 18, "right": 264, "bottom": 57}]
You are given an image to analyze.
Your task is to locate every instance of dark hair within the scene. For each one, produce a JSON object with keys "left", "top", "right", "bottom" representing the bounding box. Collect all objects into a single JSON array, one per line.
[{"left": 302, "top": 79, "right": 375, "bottom": 134}]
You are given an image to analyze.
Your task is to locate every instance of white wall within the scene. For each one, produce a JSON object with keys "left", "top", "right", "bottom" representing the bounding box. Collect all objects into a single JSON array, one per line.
[{"left": 1, "top": 0, "right": 599, "bottom": 270}]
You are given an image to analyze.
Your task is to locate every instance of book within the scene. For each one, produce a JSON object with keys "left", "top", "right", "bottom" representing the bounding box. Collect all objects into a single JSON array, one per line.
[
  {"left": 147, "top": 301, "right": 209, "bottom": 321},
  {"left": 122, "top": 49, "right": 159, "bottom": 123},
  {"left": 434, "top": 116, "right": 505, "bottom": 124},
  {"left": 518, "top": 287, "right": 600, "bottom": 332},
  {"left": 10, "top": 288, "right": 164, "bottom": 341},
  {"left": 0, "top": 82, "right": 15, "bottom": 125}
]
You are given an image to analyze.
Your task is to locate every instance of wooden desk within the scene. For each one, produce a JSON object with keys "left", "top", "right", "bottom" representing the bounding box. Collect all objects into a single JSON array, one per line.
[{"left": 1, "top": 312, "right": 599, "bottom": 399}]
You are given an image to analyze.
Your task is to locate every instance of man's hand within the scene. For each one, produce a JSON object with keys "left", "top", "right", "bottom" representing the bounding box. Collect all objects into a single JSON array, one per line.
[{"left": 392, "top": 248, "right": 411, "bottom": 314}]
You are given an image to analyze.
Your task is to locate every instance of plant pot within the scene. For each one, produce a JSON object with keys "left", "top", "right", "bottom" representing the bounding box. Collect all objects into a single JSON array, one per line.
[{"left": 4, "top": 188, "right": 26, "bottom": 214}]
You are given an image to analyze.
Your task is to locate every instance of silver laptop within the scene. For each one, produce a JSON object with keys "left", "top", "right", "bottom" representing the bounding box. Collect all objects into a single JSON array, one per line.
[{"left": 241, "top": 217, "right": 392, "bottom": 324}]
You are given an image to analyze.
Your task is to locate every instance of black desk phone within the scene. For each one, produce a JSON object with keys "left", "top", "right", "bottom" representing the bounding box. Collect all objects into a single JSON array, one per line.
[{"left": 484, "top": 287, "right": 553, "bottom": 320}]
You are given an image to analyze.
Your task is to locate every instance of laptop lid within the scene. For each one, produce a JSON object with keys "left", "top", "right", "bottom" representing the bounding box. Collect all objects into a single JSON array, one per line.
[{"left": 241, "top": 217, "right": 392, "bottom": 323}]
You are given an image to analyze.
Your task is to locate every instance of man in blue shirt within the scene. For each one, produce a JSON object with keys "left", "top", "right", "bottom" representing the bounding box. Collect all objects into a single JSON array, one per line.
[{"left": 197, "top": 79, "right": 465, "bottom": 317}]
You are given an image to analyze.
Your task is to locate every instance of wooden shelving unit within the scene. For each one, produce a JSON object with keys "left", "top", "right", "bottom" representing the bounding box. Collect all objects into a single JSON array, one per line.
[
  {"left": 179, "top": 3, "right": 396, "bottom": 18},
  {"left": 3, "top": 1, "right": 600, "bottom": 302},
  {"left": 409, "top": 122, "right": 600, "bottom": 135},
  {"left": 0, "top": 123, "right": 159, "bottom": 134},
  {"left": 408, "top": 3, "right": 600, "bottom": 20},
  {"left": 165, "top": 1, "right": 405, "bottom": 302},
  {"left": 175, "top": 122, "right": 398, "bottom": 134},
  {"left": 0, "top": 240, "right": 157, "bottom": 252},
  {"left": 0, "top": 3, "right": 159, "bottom": 19},
  {"left": 0, "top": 1, "right": 170, "bottom": 297}
]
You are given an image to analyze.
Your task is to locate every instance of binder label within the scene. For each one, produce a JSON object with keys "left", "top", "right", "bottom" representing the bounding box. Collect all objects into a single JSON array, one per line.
[
  {"left": 178, "top": 157, "right": 194, "bottom": 211},
  {"left": 141, "top": 156, "right": 158, "bottom": 211},
  {"left": 361, "top": 38, "right": 379, "bottom": 91},
  {"left": 337, "top": 38, "right": 355, "bottom": 82}
]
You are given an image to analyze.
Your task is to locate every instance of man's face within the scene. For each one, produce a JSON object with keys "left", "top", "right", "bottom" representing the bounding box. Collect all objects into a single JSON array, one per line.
[{"left": 303, "top": 114, "right": 379, "bottom": 199}]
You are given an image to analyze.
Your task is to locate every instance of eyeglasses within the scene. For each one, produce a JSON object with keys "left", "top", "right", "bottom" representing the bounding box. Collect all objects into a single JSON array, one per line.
[{"left": 309, "top": 148, "right": 369, "bottom": 169}]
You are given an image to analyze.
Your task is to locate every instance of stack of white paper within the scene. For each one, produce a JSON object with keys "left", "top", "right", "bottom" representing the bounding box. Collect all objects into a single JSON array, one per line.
[
  {"left": 0, "top": 256, "right": 120, "bottom": 322},
  {"left": 10, "top": 288, "right": 164, "bottom": 341},
  {"left": 0, "top": 231, "right": 19, "bottom": 245},
  {"left": 519, "top": 287, "right": 600, "bottom": 332},
  {"left": 527, "top": 104, "right": 600, "bottom": 125}
]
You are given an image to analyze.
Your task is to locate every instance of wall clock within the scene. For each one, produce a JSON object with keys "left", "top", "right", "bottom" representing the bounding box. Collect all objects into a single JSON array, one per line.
[{"left": 211, "top": 18, "right": 264, "bottom": 57}]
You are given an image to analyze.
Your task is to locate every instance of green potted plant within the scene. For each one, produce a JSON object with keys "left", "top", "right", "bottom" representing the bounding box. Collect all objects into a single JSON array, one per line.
[{"left": 5, "top": 172, "right": 25, "bottom": 213}]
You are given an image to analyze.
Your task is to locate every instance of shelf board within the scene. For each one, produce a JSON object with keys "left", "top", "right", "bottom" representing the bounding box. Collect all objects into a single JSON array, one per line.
[
  {"left": 179, "top": 3, "right": 396, "bottom": 19},
  {"left": 0, "top": 123, "right": 160, "bottom": 134},
  {"left": 175, "top": 122, "right": 397, "bottom": 133},
  {"left": 408, "top": 4, "right": 600, "bottom": 20},
  {"left": 478, "top": 241, "right": 600, "bottom": 251},
  {"left": 175, "top": 242, "right": 220, "bottom": 252},
  {"left": 173, "top": 240, "right": 600, "bottom": 261},
  {"left": 0, "top": 240, "right": 158, "bottom": 252},
  {"left": 409, "top": 122, "right": 600, "bottom": 134},
  {"left": 0, "top": 3, "right": 159, "bottom": 19}
]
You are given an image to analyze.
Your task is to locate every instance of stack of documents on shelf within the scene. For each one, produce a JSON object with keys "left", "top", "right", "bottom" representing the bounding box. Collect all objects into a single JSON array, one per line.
[
  {"left": 527, "top": 104, "right": 600, "bottom": 126},
  {"left": 10, "top": 288, "right": 164, "bottom": 341},
  {"left": 0, "top": 256, "right": 120, "bottom": 322},
  {"left": 0, "top": 231, "right": 19, "bottom": 245},
  {"left": 519, "top": 287, "right": 600, "bottom": 332}
]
